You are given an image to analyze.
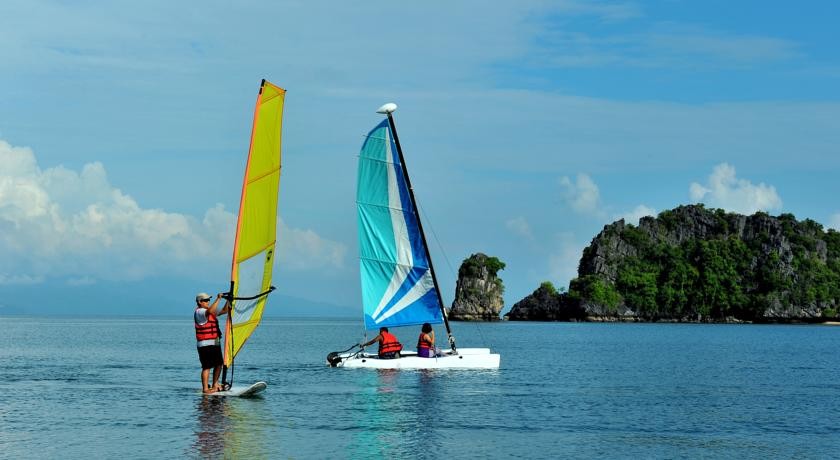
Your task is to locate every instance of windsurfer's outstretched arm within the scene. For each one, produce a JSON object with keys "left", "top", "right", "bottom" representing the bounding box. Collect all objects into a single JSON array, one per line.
[{"left": 207, "top": 293, "right": 231, "bottom": 317}]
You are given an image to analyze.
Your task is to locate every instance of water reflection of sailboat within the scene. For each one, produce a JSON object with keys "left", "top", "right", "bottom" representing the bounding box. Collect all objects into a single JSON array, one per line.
[
  {"left": 190, "top": 396, "right": 276, "bottom": 458},
  {"left": 415, "top": 370, "right": 444, "bottom": 451},
  {"left": 347, "top": 370, "right": 445, "bottom": 457},
  {"left": 346, "top": 370, "right": 402, "bottom": 457}
]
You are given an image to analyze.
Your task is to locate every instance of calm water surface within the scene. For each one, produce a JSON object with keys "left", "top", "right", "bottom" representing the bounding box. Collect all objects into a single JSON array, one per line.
[{"left": 1, "top": 317, "right": 838, "bottom": 458}]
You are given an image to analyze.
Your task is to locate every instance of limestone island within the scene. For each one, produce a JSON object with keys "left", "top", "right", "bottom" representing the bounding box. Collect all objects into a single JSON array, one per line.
[
  {"left": 506, "top": 204, "right": 840, "bottom": 323},
  {"left": 448, "top": 253, "right": 505, "bottom": 321}
]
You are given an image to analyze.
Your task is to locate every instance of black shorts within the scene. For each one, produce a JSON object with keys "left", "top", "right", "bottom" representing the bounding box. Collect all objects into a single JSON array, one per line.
[{"left": 197, "top": 345, "right": 223, "bottom": 370}]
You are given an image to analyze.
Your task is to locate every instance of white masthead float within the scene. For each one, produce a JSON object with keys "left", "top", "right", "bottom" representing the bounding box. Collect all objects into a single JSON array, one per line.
[{"left": 327, "top": 103, "right": 500, "bottom": 369}]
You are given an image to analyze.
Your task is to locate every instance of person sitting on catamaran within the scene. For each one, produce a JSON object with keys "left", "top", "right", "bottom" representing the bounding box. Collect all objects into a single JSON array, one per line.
[
  {"left": 361, "top": 326, "right": 403, "bottom": 359},
  {"left": 194, "top": 292, "right": 230, "bottom": 394},
  {"left": 417, "top": 322, "right": 436, "bottom": 358}
]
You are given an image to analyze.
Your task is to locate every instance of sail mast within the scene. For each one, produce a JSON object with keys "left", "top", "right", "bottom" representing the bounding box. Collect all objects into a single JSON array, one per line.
[{"left": 379, "top": 104, "right": 457, "bottom": 351}]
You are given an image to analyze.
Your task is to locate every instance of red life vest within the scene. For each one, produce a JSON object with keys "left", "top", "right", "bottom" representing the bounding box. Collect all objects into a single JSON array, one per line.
[
  {"left": 195, "top": 307, "right": 220, "bottom": 343},
  {"left": 379, "top": 331, "right": 402, "bottom": 355},
  {"left": 417, "top": 333, "right": 433, "bottom": 350}
]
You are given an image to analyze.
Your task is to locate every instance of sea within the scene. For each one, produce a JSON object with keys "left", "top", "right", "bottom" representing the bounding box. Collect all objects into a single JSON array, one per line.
[{"left": 1, "top": 317, "right": 839, "bottom": 459}]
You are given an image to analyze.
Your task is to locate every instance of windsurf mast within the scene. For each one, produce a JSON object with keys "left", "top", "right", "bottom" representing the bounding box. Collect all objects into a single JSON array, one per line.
[{"left": 376, "top": 103, "right": 456, "bottom": 351}]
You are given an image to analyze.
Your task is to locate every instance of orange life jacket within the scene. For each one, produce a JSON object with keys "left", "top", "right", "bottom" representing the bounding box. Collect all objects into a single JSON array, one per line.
[
  {"left": 195, "top": 307, "right": 220, "bottom": 344},
  {"left": 417, "top": 333, "right": 433, "bottom": 350},
  {"left": 379, "top": 331, "right": 402, "bottom": 355}
]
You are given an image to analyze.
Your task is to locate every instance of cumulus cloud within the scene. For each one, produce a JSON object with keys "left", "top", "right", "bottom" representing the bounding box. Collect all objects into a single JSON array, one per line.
[
  {"left": 829, "top": 214, "right": 840, "bottom": 231},
  {"left": 560, "top": 173, "right": 603, "bottom": 216},
  {"left": 0, "top": 274, "right": 44, "bottom": 286},
  {"left": 689, "top": 163, "right": 782, "bottom": 214},
  {"left": 542, "top": 25, "right": 798, "bottom": 71},
  {"left": 615, "top": 205, "right": 656, "bottom": 225},
  {"left": 66, "top": 276, "right": 96, "bottom": 286},
  {"left": 554, "top": 0, "right": 642, "bottom": 22},
  {"left": 276, "top": 219, "right": 347, "bottom": 271},
  {"left": 548, "top": 232, "right": 585, "bottom": 286},
  {"left": 0, "top": 140, "right": 345, "bottom": 283},
  {"left": 505, "top": 216, "right": 533, "bottom": 240}
]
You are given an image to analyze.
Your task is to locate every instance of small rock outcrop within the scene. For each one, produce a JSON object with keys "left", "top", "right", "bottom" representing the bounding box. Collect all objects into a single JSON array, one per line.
[
  {"left": 505, "top": 282, "right": 586, "bottom": 321},
  {"left": 449, "top": 253, "right": 505, "bottom": 321}
]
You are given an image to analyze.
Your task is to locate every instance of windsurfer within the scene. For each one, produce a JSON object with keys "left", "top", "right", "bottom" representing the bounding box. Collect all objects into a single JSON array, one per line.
[
  {"left": 194, "top": 292, "right": 231, "bottom": 394},
  {"left": 361, "top": 326, "right": 403, "bottom": 359}
]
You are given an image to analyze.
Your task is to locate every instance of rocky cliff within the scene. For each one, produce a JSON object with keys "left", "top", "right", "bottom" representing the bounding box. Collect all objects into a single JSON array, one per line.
[
  {"left": 504, "top": 282, "right": 586, "bottom": 321},
  {"left": 509, "top": 204, "right": 840, "bottom": 322},
  {"left": 572, "top": 204, "right": 840, "bottom": 322},
  {"left": 449, "top": 253, "right": 505, "bottom": 321}
]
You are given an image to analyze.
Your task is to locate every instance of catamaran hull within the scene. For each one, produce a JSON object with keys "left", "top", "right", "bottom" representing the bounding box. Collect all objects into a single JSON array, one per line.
[{"left": 332, "top": 348, "right": 500, "bottom": 369}]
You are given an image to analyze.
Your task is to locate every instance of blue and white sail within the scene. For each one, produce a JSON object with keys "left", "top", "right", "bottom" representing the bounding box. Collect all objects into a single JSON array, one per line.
[{"left": 356, "top": 119, "right": 444, "bottom": 330}]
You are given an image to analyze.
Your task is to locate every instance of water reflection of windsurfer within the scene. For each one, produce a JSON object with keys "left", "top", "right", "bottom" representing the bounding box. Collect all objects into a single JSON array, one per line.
[
  {"left": 192, "top": 397, "right": 229, "bottom": 458},
  {"left": 191, "top": 395, "right": 275, "bottom": 458}
]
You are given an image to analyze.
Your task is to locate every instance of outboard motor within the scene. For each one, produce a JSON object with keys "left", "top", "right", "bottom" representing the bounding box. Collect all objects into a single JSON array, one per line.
[{"left": 326, "top": 352, "right": 343, "bottom": 367}]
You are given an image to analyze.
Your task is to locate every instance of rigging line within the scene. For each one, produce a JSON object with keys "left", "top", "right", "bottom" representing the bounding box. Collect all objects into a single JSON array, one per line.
[
  {"left": 416, "top": 200, "right": 494, "bottom": 348},
  {"left": 360, "top": 315, "right": 368, "bottom": 341},
  {"left": 415, "top": 200, "right": 456, "bottom": 281}
]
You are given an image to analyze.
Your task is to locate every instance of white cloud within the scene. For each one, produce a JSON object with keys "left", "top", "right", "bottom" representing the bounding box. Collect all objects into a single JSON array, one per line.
[
  {"left": 548, "top": 232, "right": 585, "bottom": 287},
  {"left": 689, "top": 163, "right": 782, "bottom": 214},
  {"left": 829, "top": 214, "right": 840, "bottom": 231},
  {"left": 554, "top": 0, "right": 642, "bottom": 22},
  {"left": 66, "top": 276, "right": 96, "bottom": 286},
  {"left": 505, "top": 216, "right": 533, "bottom": 240},
  {"left": 615, "top": 205, "right": 656, "bottom": 225},
  {"left": 539, "top": 24, "right": 798, "bottom": 70},
  {"left": 560, "top": 173, "right": 603, "bottom": 216},
  {"left": 647, "top": 30, "right": 797, "bottom": 64},
  {"left": 277, "top": 218, "right": 347, "bottom": 271},
  {"left": 0, "top": 274, "right": 44, "bottom": 286},
  {"left": 0, "top": 140, "right": 345, "bottom": 283}
]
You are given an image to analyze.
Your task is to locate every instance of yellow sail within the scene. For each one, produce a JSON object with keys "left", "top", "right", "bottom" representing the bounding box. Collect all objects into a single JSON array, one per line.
[{"left": 224, "top": 80, "right": 285, "bottom": 366}]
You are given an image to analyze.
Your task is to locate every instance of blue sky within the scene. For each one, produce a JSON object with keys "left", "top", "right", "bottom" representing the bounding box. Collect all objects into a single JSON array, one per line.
[{"left": 1, "top": 0, "right": 839, "bottom": 316}]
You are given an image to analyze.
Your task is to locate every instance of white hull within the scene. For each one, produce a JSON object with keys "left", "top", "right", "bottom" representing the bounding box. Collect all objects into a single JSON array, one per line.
[{"left": 333, "top": 348, "right": 500, "bottom": 369}]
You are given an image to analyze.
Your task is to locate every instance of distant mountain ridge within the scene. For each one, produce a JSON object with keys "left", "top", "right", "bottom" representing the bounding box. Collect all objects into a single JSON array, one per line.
[
  {"left": 0, "top": 277, "right": 356, "bottom": 318},
  {"left": 507, "top": 204, "right": 840, "bottom": 322}
]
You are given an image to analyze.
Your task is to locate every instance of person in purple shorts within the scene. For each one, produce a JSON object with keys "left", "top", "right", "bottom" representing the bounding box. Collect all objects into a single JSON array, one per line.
[{"left": 417, "top": 322, "right": 435, "bottom": 358}]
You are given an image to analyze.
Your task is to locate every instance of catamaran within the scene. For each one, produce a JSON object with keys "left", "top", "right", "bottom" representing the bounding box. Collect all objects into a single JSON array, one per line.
[
  {"left": 213, "top": 79, "right": 285, "bottom": 396},
  {"left": 327, "top": 103, "right": 500, "bottom": 369}
]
